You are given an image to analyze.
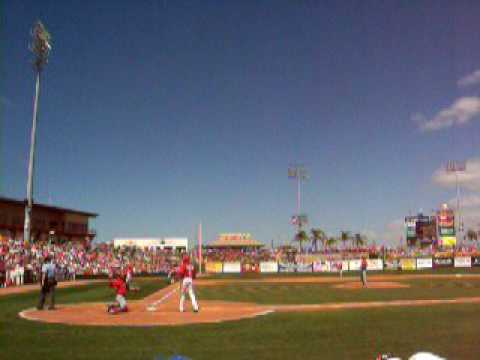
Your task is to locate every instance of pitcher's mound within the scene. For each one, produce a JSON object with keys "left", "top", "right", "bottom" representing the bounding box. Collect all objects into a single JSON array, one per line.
[{"left": 333, "top": 281, "right": 410, "bottom": 289}]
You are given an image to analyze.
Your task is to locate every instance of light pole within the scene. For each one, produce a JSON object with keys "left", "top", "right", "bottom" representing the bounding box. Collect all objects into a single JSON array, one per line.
[
  {"left": 288, "top": 164, "right": 308, "bottom": 233},
  {"left": 23, "top": 21, "right": 52, "bottom": 244},
  {"left": 446, "top": 160, "right": 466, "bottom": 245}
]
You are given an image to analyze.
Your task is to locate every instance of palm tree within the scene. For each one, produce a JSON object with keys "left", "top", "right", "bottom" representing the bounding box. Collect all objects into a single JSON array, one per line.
[
  {"left": 466, "top": 229, "right": 478, "bottom": 243},
  {"left": 353, "top": 233, "right": 366, "bottom": 248},
  {"left": 327, "top": 237, "right": 337, "bottom": 249},
  {"left": 294, "top": 230, "right": 309, "bottom": 252},
  {"left": 340, "top": 231, "right": 351, "bottom": 249},
  {"left": 310, "top": 228, "right": 327, "bottom": 252}
]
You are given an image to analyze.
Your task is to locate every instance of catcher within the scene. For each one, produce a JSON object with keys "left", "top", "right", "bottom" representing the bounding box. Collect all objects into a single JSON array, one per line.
[{"left": 107, "top": 271, "right": 129, "bottom": 314}]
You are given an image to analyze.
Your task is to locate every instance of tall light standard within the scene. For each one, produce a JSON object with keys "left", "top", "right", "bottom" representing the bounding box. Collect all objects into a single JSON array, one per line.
[
  {"left": 23, "top": 21, "right": 52, "bottom": 244},
  {"left": 288, "top": 164, "right": 308, "bottom": 233},
  {"left": 446, "top": 160, "right": 466, "bottom": 243}
]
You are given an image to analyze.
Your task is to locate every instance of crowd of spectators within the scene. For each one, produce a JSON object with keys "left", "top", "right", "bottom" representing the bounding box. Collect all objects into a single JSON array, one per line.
[
  {"left": 0, "top": 237, "right": 180, "bottom": 288},
  {"left": 2, "top": 236, "right": 480, "bottom": 288}
]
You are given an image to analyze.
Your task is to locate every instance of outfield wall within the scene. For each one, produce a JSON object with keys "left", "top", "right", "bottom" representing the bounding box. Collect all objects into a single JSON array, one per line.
[{"left": 204, "top": 256, "right": 480, "bottom": 274}]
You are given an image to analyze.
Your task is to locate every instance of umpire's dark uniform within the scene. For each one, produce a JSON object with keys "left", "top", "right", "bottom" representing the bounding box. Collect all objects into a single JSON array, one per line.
[{"left": 37, "top": 256, "right": 57, "bottom": 310}]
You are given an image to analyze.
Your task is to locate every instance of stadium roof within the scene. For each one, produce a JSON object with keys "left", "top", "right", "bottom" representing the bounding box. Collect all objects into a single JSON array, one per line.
[{"left": 0, "top": 196, "right": 98, "bottom": 217}]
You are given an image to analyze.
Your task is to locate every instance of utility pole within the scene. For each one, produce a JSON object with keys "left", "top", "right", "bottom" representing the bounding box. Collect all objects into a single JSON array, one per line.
[{"left": 24, "top": 21, "right": 52, "bottom": 244}]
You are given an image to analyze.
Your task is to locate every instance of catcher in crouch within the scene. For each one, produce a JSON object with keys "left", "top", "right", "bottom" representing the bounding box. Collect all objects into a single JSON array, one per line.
[
  {"left": 107, "top": 270, "right": 129, "bottom": 314},
  {"left": 177, "top": 255, "right": 199, "bottom": 313}
]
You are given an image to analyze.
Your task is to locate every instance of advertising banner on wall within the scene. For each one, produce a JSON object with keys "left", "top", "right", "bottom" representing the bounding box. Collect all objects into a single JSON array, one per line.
[
  {"left": 400, "top": 258, "right": 416, "bottom": 270},
  {"left": 416, "top": 258, "right": 433, "bottom": 269},
  {"left": 296, "top": 263, "right": 313, "bottom": 273},
  {"left": 384, "top": 259, "right": 400, "bottom": 270},
  {"left": 278, "top": 262, "right": 296, "bottom": 273},
  {"left": 439, "top": 236, "right": 456, "bottom": 247},
  {"left": 241, "top": 263, "right": 259, "bottom": 273},
  {"left": 454, "top": 256, "right": 472, "bottom": 268},
  {"left": 433, "top": 257, "right": 454, "bottom": 268},
  {"left": 313, "top": 261, "right": 330, "bottom": 272},
  {"left": 259, "top": 261, "right": 278, "bottom": 273},
  {"left": 223, "top": 262, "right": 241, "bottom": 273},
  {"left": 349, "top": 259, "right": 362, "bottom": 271},
  {"left": 367, "top": 259, "right": 383, "bottom": 271},
  {"left": 205, "top": 262, "right": 223, "bottom": 273},
  {"left": 472, "top": 257, "right": 480, "bottom": 267},
  {"left": 329, "top": 260, "right": 349, "bottom": 272}
]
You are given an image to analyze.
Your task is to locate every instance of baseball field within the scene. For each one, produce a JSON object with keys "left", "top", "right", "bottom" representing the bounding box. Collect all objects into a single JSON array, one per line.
[{"left": 2, "top": 270, "right": 480, "bottom": 360}]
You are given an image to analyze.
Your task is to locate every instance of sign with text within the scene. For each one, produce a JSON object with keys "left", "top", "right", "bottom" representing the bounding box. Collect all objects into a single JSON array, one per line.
[
  {"left": 400, "top": 258, "right": 416, "bottom": 270},
  {"left": 278, "top": 262, "right": 296, "bottom": 273},
  {"left": 416, "top": 258, "right": 433, "bottom": 269},
  {"left": 454, "top": 256, "right": 472, "bottom": 268},
  {"left": 349, "top": 259, "right": 362, "bottom": 271},
  {"left": 259, "top": 261, "right": 278, "bottom": 273},
  {"left": 472, "top": 257, "right": 480, "bottom": 267},
  {"left": 367, "top": 259, "right": 383, "bottom": 271},
  {"left": 205, "top": 262, "right": 223, "bottom": 274},
  {"left": 241, "top": 263, "right": 259, "bottom": 273},
  {"left": 222, "top": 262, "right": 241, "bottom": 273},
  {"left": 313, "top": 261, "right": 330, "bottom": 272},
  {"left": 439, "top": 236, "right": 456, "bottom": 247},
  {"left": 384, "top": 259, "right": 400, "bottom": 270},
  {"left": 296, "top": 262, "right": 313, "bottom": 273},
  {"left": 433, "top": 257, "right": 454, "bottom": 268}
]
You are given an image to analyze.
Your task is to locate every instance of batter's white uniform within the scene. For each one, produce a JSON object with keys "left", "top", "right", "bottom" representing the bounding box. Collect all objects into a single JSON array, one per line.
[{"left": 178, "top": 261, "right": 199, "bottom": 312}]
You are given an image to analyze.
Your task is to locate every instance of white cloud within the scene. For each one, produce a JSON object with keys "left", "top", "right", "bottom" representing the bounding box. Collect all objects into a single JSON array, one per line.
[
  {"left": 417, "top": 96, "right": 480, "bottom": 131},
  {"left": 432, "top": 157, "right": 480, "bottom": 192},
  {"left": 448, "top": 194, "right": 480, "bottom": 208},
  {"left": 458, "top": 69, "right": 480, "bottom": 88},
  {"left": 380, "top": 219, "right": 404, "bottom": 246}
]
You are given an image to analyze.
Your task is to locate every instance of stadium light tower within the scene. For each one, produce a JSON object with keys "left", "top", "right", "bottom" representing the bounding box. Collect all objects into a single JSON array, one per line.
[
  {"left": 23, "top": 21, "right": 52, "bottom": 244},
  {"left": 288, "top": 164, "right": 308, "bottom": 231},
  {"left": 446, "top": 160, "right": 466, "bottom": 240}
]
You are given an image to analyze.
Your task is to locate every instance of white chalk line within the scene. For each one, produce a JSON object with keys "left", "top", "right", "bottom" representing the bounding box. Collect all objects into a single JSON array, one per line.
[
  {"left": 18, "top": 308, "right": 37, "bottom": 321},
  {"left": 254, "top": 309, "right": 275, "bottom": 317},
  {"left": 146, "top": 286, "right": 178, "bottom": 310}
]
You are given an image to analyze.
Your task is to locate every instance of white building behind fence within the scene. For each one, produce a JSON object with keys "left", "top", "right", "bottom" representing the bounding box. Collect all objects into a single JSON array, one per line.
[{"left": 113, "top": 237, "right": 188, "bottom": 251}]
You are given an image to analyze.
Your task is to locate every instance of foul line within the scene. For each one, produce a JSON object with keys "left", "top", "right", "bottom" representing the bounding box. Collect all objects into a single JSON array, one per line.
[{"left": 146, "top": 286, "right": 178, "bottom": 310}]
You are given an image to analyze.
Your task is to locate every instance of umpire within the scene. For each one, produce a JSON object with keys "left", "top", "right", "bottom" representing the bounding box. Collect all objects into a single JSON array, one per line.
[{"left": 37, "top": 255, "right": 57, "bottom": 310}]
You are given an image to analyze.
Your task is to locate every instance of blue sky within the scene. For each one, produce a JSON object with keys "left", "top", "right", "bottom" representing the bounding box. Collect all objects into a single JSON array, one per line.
[{"left": 2, "top": 1, "right": 480, "bottom": 246}]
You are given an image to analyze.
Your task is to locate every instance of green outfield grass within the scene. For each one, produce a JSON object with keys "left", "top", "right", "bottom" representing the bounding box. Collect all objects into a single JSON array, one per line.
[
  {"left": 1, "top": 274, "right": 480, "bottom": 360},
  {"left": 196, "top": 277, "right": 480, "bottom": 304}
]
